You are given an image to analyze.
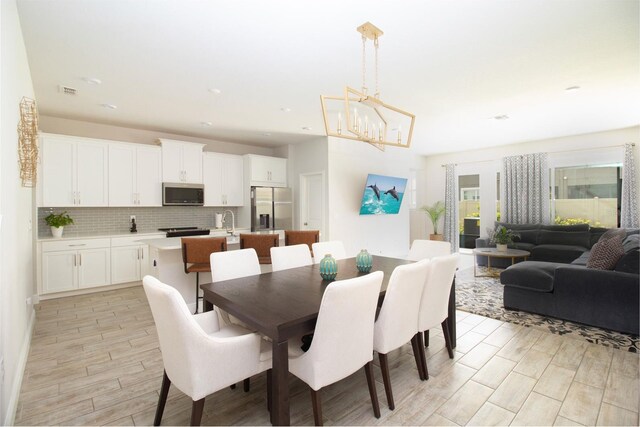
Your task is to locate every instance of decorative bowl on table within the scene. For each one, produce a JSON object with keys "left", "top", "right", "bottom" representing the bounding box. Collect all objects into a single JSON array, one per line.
[
  {"left": 356, "top": 249, "right": 373, "bottom": 273},
  {"left": 319, "top": 254, "right": 338, "bottom": 281}
]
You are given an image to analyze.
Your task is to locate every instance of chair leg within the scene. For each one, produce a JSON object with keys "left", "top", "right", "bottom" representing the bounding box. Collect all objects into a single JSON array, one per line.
[
  {"left": 193, "top": 273, "right": 200, "bottom": 315},
  {"left": 310, "top": 387, "right": 323, "bottom": 426},
  {"left": 424, "top": 330, "right": 430, "bottom": 347},
  {"left": 154, "top": 370, "right": 171, "bottom": 426},
  {"left": 378, "top": 353, "right": 395, "bottom": 410},
  {"left": 190, "top": 398, "right": 205, "bottom": 426},
  {"left": 410, "top": 334, "right": 425, "bottom": 380},
  {"left": 441, "top": 319, "right": 454, "bottom": 359},
  {"left": 230, "top": 384, "right": 236, "bottom": 390},
  {"left": 416, "top": 332, "right": 429, "bottom": 380},
  {"left": 244, "top": 378, "right": 250, "bottom": 392},
  {"left": 364, "top": 361, "right": 381, "bottom": 418}
]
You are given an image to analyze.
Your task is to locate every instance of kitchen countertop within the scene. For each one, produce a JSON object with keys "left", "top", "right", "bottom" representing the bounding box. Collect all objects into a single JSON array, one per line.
[
  {"left": 139, "top": 229, "right": 283, "bottom": 250},
  {"left": 37, "top": 231, "right": 166, "bottom": 242}
]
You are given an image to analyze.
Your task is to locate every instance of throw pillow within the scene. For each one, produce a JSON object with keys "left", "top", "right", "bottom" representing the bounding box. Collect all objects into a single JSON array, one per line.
[
  {"left": 622, "top": 234, "right": 640, "bottom": 253},
  {"left": 587, "top": 237, "right": 625, "bottom": 270},
  {"left": 598, "top": 228, "right": 626, "bottom": 242},
  {"left": 614, "top": 248, "right": 640, "bottom": 274}
]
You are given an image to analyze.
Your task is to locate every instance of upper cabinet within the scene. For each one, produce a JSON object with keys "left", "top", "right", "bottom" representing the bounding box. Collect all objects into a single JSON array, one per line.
[
  {"left": 245, "top": 154, "right": 287, "bottom": 187},
  {"left": 159, "top": 139, "right": 204, "bottom": 184},
  {"left": 203, "top": 152, "right": 244, "bottom": 206},
  {"left": 40, "top": 134, "right": 109, "bottom": 207},
  {"left": 109, "top": 143, "right": 162, "bottom": 206}
]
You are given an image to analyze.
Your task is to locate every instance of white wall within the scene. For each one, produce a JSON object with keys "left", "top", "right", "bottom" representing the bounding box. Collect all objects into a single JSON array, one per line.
[
  {"left": 39, "top": 115, "right": 276, "bottom": 156},
  {"left": 327, "top": 137, "right": 422, "bottom": 258},
  {"left": 418, "top": 126, "right": 640, "bottom": 237},
  {"left": 0, "top": 0, "right": 37, "bottom": 423}
]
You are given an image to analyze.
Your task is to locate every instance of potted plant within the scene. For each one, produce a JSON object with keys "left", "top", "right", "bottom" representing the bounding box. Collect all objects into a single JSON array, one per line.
[
  {"left": 421, "top": 201, "right": 445, "bottom": 241},
  {"left": 490, "top": 225, "right": 519, "bottom": 252},
  {"left": 45, "top": 211, "right": 74, "bottom": 238}
]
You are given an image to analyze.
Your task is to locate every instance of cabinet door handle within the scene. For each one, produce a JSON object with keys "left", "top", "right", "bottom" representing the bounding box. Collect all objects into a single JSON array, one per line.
[
  {"left": 78, "top": 192, "right": 81, "bottom": 205},
  {"left": 78, "top": 254, "right": 82, "bottom": 266},
  {"left": 140, "top": 248, "right": 144, "bottom": 260},
  {"left": 137, "top": 248, "right": 140, "bottom": 260},
  {"left": 69, "top": 244, "right": 86, "bottom": 247},
  {"left": 73, "top": 254, "right": 77, "bottom": 267}
]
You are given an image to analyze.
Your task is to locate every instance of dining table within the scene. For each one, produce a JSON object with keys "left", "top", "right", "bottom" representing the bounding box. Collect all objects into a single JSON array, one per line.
[{"left": 200, "top": 255, "right": 457, "bottom": 426}]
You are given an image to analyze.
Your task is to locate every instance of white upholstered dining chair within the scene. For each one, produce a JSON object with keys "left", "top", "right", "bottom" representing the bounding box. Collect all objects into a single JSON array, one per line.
[
  {"left": 416, "top": 253, "right": 459, "bottom": 379},
  {"left": 407, "top": 239, "right": 451, "bottom": 261},
  {"left": 373, "top": 259, "right": 432, "bottom": 409},
  {"left": 288, "top": 271, "right": 384, "bottom": 425},
  {"left": 311, "top": 240, "right": 347, "bottom": 263},
  {"left": 142, "top": 275, "right": 271, "bottom": 426},
  {"left": 270, "top": 244, "right": 312, "bottom": 272}
]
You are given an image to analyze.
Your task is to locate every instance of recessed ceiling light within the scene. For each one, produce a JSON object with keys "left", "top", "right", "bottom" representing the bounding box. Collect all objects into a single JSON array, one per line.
[
  {"left": 565, "top": 86, "right": 581, "bottom": 92},
  {"left": 201, "top": 121, "right": 213, "bottom": 127},
  {"left": 83, "top": 77, "right": 102, "bottom": 85},
  {"left": 261, "top": 132, "right": 272, "bottom": 137},
  {"left": 302, "top": 126, "right": 312, "bottom": 131},
  {"left": 101, "top": 103, "right": 117, "bottom": 109},
  {"left": 493, "top": 115, "right": 509, "bottom": 121},
  {"left": 281, "top": 107, "right": 291, "bottom": 113},
  {"left": 208, "top": 88, "right": 221, "bottom": 94}
]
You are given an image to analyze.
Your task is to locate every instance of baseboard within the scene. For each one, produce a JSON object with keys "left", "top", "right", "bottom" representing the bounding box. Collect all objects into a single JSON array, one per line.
[{"left": 4, "top": 308, "right": 35, "bottom": 426}]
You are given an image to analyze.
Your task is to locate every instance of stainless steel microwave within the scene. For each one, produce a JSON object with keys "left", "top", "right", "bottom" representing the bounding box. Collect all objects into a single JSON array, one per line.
[{"left": 162, "top": 183, "right": 204, "bottom": 206}]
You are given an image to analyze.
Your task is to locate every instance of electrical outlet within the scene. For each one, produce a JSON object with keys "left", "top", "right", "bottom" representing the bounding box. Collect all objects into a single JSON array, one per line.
[{"left": 130, "top": 215, "right": 136, "bottom": 222}]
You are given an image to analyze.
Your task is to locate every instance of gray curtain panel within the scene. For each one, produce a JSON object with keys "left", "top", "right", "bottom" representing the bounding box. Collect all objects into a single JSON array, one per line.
[
  {"left": 444, "top": 164, "right": 459, "bottom": 252},
  {"left": 501, "top": 153, "right": 550, "bottom": 224},
  {"left": 621, "top": 143, "right": 639, "bottom": 228}
]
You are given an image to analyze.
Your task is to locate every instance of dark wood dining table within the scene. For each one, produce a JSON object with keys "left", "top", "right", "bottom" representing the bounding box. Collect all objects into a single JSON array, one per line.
[{"left": 201, "top": 255, "right": 457, "bottom": 426}]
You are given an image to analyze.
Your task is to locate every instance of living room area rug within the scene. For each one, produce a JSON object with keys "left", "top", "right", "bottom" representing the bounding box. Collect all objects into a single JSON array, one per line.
[{"left": 455, "top": 267, "right": 639, "bottom": 353}]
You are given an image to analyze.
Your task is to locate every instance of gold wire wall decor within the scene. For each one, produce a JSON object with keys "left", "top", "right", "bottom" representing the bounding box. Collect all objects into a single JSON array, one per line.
[{"left": 18, "top": 97, "right": 39, "bottom": 187}]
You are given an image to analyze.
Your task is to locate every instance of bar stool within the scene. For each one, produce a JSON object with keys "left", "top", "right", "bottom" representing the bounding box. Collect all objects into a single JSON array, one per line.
[
  {"left": 182, "top": 237, "right": 227, "bottom": 314},
  {"left": 284, "top": 230, "right": 319, "bottom": 256},
  {"left": 239, "top": 233, "right": 279, "bottom": 264}
]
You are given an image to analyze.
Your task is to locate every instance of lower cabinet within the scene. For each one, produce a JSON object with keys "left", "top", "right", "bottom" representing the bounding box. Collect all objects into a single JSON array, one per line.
[
  {"left": 111, "top": 237, "right": 152, "bottom": 284},
  {"left": 42, "top": 239, "right": 111, "bottom": 294}
]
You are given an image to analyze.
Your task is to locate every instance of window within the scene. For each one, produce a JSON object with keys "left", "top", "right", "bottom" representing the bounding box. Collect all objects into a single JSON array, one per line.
[
  {"left": 459, "top": 175, "right": 480, "bottom": 249},
  {"left": 552, "top": 164, "right": 621, "bottom": 228}
]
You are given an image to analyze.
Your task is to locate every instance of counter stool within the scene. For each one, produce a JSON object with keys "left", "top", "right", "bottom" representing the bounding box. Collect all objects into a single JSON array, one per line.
[
  {"left": 182, "top": 237, "right": 227, "bottom": 314},
  {"left": 239, "top": 234, "right": 279, "bottom": 264},
  {"left": 284, "top": 230, "right": 319, "bottom": 256}
]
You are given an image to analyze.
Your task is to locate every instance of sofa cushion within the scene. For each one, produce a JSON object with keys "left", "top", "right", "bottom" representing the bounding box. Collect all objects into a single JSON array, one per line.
[
  {"left": 500, "top": 261, "right": 558, "bottom": 292},
  {"left": 538, "top": 230, "right": 590, "bottom": 247},
  {"left": 531, "top": 244, "right": 588, "bottom": 263},
  {"left": 513, "top": 242, "right": 535, "bottom": 251},
  {"left": 496, "top": 222, "right": 541, "bottom": 231},
  {"left": 540, "top": 224, "right": 590, "bottom": 232},
  {"left": 622, "top": 234, "right": 640, "bottom": 253},
  {"left": 513, "top": 229, "right": 539, "bottom": 245},
  {"left": 587, "top": 237, "right": 625, "bottom": 270},
  {"left": 571, "top": 251, "right": 590, "bottom": 266},
  {"left": 589, "top": 227, "right": 609, "bottom": 248},
  {"left": 614, "top": 248, "right": 640, "bottom": 274}
]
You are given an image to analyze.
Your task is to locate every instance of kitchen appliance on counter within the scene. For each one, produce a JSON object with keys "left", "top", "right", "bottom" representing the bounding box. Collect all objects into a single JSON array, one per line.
[
  {"left": 162, "top": 183, "right": 204, "bottom": 206},
  {"left": 158, "top": 227, "right": 210, "bottom": 237},
  {"left": 250, "top": 187, "right": 293, "bottom": 231},
  {"left": 214, "top": 212, "right": 223, "bottom": 229}
]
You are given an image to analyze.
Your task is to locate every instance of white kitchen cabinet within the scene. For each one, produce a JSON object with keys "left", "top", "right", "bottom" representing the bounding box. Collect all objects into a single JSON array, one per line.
[
  {"left": 41, "top": 238, "right": 111, "bottom": 294},
  {"left": 109, "top": 143, "right": 162, "bottom": 206},
  {"left": 111, "top": 236, "right": 156, "bottom": 284},
  {"left": 245, "top": 154, "right": 287, "bottom": 187},
  {"left": 159, "top": 139, "right": 204, "bottom": 184},
  {"left": 40, "top": 134, "right": 109, "bottom": 207},
  {"left": 203, "top": 152, "right": 244, "bottom": 206}
]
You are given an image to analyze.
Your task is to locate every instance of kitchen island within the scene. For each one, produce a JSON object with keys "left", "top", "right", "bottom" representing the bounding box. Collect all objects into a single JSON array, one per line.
[{"left": 138, "top": 229, "right": 284, "bottom": 311}]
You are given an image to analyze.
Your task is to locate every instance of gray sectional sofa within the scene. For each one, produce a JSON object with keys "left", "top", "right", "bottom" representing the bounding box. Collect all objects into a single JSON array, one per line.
[{"left": 498, "top": 229, "right": 639, "bottom": 335}]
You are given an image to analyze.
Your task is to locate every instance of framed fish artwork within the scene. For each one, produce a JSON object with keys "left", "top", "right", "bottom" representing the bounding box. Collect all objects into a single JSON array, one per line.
[{"left": 359, "top": 174, "right": 408, "bottom": 215}]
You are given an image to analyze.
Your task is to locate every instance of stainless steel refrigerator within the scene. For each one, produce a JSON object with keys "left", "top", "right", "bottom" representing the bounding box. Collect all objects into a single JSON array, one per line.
[{"left": 250, "top": 187, "right": 293, "bottom": 231}]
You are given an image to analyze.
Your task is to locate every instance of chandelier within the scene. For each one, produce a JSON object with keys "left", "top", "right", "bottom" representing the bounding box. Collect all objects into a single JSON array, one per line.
[{"left": 321, "top": 22, "right": 415, "bottom": 150}]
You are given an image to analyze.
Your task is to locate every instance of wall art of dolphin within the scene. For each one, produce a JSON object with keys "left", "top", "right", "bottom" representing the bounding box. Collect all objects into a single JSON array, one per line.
[
  {"left": 368, "top": 183, "right": 381, "bottom": 200},
  {"left": 384, "top": 186, "right": 399, "bottom": 201}
]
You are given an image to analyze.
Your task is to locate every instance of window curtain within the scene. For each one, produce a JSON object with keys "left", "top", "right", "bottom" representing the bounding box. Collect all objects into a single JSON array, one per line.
[
  {"left": 621, "top": 143, "right": 639, "bottom": 228},
  {"left": 501, "top": 153, "right": 550, "bottom": 224},
  {"left": 443, "top": 164, "right": 459, "bottom": 252}
]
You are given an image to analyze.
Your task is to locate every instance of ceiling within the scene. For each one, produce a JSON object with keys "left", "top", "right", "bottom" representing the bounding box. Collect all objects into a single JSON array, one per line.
[{"left": 16, "top": 0, "right": 640, "bottom": 155}]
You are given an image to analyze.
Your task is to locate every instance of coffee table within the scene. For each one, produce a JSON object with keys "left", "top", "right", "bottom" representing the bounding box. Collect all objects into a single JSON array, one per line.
[{"left": 473, "top": 248, "right": 530, "bottom": 277}]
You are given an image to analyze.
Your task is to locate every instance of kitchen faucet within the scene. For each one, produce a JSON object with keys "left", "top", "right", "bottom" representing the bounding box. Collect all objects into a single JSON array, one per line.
[{"left": 223, "top": 210, "right": 236, "bottom": 236}]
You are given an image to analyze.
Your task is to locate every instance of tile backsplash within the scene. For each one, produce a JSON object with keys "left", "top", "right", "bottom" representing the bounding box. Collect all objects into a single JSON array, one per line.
[{"left": 38, "top": 206, "right": 239, "bottom": 237}]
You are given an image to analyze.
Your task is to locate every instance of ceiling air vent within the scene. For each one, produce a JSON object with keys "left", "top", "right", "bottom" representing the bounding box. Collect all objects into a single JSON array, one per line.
[{"left": 58, "top": 85, "right": 78, "bottom": 95}]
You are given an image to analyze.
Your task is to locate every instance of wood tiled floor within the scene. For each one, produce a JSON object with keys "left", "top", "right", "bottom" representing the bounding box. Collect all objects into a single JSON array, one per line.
[{"left": 15, "top": 285, "right": 639, "bottom": 426}]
